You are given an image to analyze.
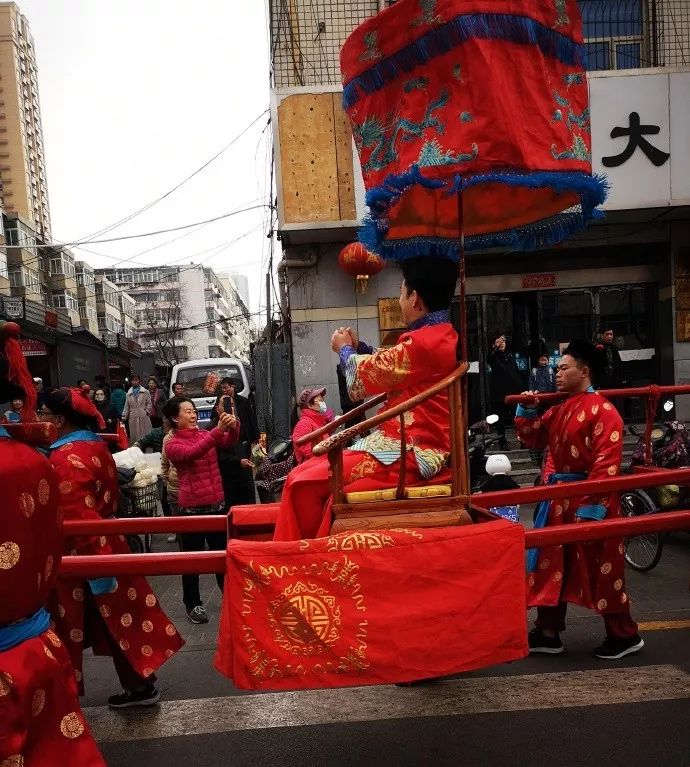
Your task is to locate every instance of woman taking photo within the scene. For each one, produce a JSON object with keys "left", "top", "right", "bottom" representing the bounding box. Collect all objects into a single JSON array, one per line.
[
  {"left": 163, "top": 397, "right": 239, "bottom": 624},
  {"left": 39, "top": 387, "right": 184, "bottom": 708},
  {"left": 147, "top": 376, "right": 164, "bottom": 428}
]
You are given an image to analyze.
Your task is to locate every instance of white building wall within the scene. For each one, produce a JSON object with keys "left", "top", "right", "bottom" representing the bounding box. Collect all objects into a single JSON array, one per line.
[{"left": 178, "top": 266, "right": 208, "bottom": 360}]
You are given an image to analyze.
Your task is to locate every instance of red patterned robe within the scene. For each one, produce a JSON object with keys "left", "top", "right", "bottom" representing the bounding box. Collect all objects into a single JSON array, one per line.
[
  {"left": 515, "top": 391, "right": 635, "bottom": 620},
  {"left": 0, "top": 426, "right": 105, "bottom": 766},
  {"left": 274, "top": 316, "right": 457, "bottom": 540},
  {"left": 47, "top": 436, "right": 184, "bottom": 693}
]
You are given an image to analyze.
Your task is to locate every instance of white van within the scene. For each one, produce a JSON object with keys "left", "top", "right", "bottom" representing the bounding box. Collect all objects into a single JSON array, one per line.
[{"left": 170, "top": 358, "right": 251, "bottom": 426}]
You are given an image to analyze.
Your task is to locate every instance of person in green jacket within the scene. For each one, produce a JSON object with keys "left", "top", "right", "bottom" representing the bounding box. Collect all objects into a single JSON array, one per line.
[
  {"left": 110, "top": 382, "right": 127, "bottom": 418},
  {"left": 134, "top": 425, "right": 165, "bottom": 453}
]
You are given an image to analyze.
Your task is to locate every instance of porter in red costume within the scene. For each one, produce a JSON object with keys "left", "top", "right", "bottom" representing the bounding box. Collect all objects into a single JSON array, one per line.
[
  {"left": 273, "top": 257, "right": 458, "bottom": 540},
  {"left": 41, "top": 387, "right": 184, "bottom": 708},
  {"left": 0, "top": 321, "right": 105, "bottom": 766},
  {"left": 515, "top": 341, "right": 643, "bottom": 660}
]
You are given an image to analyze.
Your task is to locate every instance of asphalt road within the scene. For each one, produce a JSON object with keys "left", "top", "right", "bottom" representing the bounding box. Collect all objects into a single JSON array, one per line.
[{"left": 82, "top": 531, "right": 690, "bottom": 767}]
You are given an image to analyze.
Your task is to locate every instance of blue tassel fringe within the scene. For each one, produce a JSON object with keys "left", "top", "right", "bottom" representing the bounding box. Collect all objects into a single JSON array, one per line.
[
  {"left": 357, "top": 167, "right": 609, "bottom": 262},
  {"left": 343, "top": 13, "right": 584, "bottom": 110}
]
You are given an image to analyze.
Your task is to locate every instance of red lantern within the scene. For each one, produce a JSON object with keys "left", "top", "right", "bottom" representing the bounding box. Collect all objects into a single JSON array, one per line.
[{"left": 338, "top": 243, "right": 385, "bottom": 294}]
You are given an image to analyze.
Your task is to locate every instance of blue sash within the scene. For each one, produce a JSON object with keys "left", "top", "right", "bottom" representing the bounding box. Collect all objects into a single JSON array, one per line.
[
  {"left": 0, "top": 607, "right": 50, "bottom": 652},
  {"left": 527, "top": 472, "right": 586, "bottom": 572}
]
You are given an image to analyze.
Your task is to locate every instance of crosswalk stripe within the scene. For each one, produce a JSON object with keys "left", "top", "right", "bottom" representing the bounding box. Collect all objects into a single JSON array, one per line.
[{"left": 85, "top": 664, "right": 690, "bottom": 744}]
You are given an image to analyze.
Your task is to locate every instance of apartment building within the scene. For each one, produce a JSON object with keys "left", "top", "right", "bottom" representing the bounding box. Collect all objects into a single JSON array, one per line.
[{"left": 75, "top": 260, "right": 98, "bottom": 335}]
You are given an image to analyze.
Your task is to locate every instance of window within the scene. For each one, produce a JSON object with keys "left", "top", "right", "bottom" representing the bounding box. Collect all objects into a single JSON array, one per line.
[
  {"left": 49, "top": 255, "right": 75, "bottom": 278},
  {"left": 9, "top": 267, "right": 40, "bottom": 293},
  {"left": 0, "top": 254, "right": 7, "bottom": 279},
  {"left": 79, "top": 304, "right": 97, "bottom": 322},
  {"left": 580, "top": 0, "right": 643, "bottom": 71},
  {"left": 5, "top": 221, "right": 36, "bottom": 249},
  {"left": 52, "top": 291, "right": 78, "bottom": 311},
  {"left": 76, "top": 271, "right": 95, "bottom": 290}
]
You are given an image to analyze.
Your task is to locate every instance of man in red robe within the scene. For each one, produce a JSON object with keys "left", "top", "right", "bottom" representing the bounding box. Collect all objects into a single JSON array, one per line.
[
  {"left": 515, "top": 340, "right": 643, "bottom": 660},
  {"left": 0, "top": 320, "right": 106, "bottom": 766},
  {"left": 273, "top": 257, "right": 458, "bottom": 540}
]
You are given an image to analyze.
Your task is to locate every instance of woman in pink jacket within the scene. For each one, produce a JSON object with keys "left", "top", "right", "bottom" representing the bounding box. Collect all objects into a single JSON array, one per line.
[
  {"left": 291, "top": 387, "right": 334, "bottom": 464},
  {"left": 163, "top": 397, "right": 239, "bottom": 624}
]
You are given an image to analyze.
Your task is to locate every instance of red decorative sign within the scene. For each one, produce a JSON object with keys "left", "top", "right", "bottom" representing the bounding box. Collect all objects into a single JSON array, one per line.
[
  {"left": 44, "top": 310, "right": 58, "bottom": 329},
  {"left": 20, "top": 339, "right": 49, "bottom": 357},
  {"left": 521, "top": 273, "right": 557, "bottom": 290}
]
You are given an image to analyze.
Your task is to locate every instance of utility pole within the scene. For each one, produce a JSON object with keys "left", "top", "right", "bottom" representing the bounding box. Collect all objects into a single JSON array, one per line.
[{"left": 266, "top": 260, "right": 273, "bottom": 439}]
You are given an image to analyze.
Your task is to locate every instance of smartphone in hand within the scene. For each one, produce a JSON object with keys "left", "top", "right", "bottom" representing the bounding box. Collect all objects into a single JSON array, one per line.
[{"left": 223, "top": 396, "right": 234, "bottom": 415}]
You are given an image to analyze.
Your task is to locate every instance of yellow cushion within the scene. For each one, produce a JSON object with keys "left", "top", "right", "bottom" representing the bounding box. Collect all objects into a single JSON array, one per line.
[
  {"left": 345, "top": 488, "right": 397, "bottom": 504},
  {"left": 344, "top": 485, "right": 453, "bottom": 504},
  {"left": 405, "top": 485, "right": 452, "bottom": 499}
]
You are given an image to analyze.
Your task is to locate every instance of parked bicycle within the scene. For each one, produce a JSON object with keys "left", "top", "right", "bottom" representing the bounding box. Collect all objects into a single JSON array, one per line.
[{"left": 621, "top": 400, "right": 689, "bottom": 572}]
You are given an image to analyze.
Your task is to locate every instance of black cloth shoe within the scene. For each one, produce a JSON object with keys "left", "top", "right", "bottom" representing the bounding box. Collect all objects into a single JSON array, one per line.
[
  {"left": 108, "top": 685, "right": 161, "bottom": 709},
  {"left": 186, "top": 605, "right": 209, "bottom": 624},
  {"left": 528, "top": 628, "right": 564, "bottom": 654},
  {"left": 593, "top": 634, "right": 644, "bottom": 660}
]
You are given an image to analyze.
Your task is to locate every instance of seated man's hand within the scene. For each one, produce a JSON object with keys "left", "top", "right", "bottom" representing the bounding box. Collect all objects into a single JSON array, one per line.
[
  {"left": 521, "top": 390, "right": 540, "bottom": 408},
  {"left": 345, "top": 326, "right": 359, "bottom": 349},
  {"left": 331, "top": 328, "right": 353, "bottom": 353}
]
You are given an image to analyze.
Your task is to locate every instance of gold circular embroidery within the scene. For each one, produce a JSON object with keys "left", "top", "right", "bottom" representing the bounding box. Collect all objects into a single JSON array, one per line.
[
  {"left": 618, "top": 543, "right": 625, "bottom": 555},
  {"left": 67, "top": 455, "right": 86, "bottom": 470},
  {"left": 99, "top": 536, "right": 107, "bottom": 547},
  {"left": 69, "top": 629, "right": 83, "bottom": 643},
  {"left": 84, "top": 495, "right": 96, "bottom": 509},
  {"left": 613, "top": 578, "right": 623, "bottom": 591},
  {"left": 539, "top": 558, "right": 550, "bottom": 570},
  {"left": 43, "top": 645, "right": 55, "bottom": 661},
  {"left": 553, "top": 505, "right": 563, "bottom": 516},
  {"left": 0, "top": 671, "right": 13, "bottom": 696},
  {"left": 37, "top": 478, "right": 50, "bottom": 506},
  {"left": 1, "top": 755, "right": 23, "bottom": 767},
  {"left": 528, "top": 575, "right": 535, "bottom": 588},
  {"left": 142, "top": 620, "right": 154, "bottom": 633},
  {"left": 75, "top": 670, "right": 83, "bottom": 682},
  {"left": 60, "top": 712, "right": 84, "bottom": 739},
  {"left": 591, "top": 405, "right": 599, "bottom": 415},
  {"left": 621, "top": 592, "right": 628, "bottom": 604},
  {"left": 600, "top": 562, "right": 612, "bottom": 575},
  {"left": 45, "top": 555, "right": 54, "bottom": 581},
  {"left": 46, "top": 630, "right": 62, "bottom": 647},
  {"left": 91, "top": 456, "right": 101, "bottom": 468},
  {"left": 31, "top": 688, "right": 46, "bottom": 717},
  {"left": 597, "top": 599, "right": 608, "bottom": 610},
  {"left": 143, "top": 667, "right": 154, "bottom": 677},
  {"left": 609, "top": 430, "right": 620, "bottom": 443},
  {"left": 603, "top": 403, "right": 613, "bottom": 411},
  {"left": 95, "top": 481, "right": 101, "bottom": 493},
  {"left": 121, "top": 613, "right": 132, "bottom": 627},
  {"left": 0, "top": 542, "right": 20, "bottom": 569},
  {"left": 594, "top": 423, "right": 604, "bottom": 437},
  {"left": 165, "top": 649, "right": 174, "bottom": 658},
  {"left": 165, "top": 623, "right": 176, "bottom": 636},
  {"left": 100, "top": 605, "right": 111, "bottom": 618},
  {"left": 268, "top": 582, "right": 340, "bottom": 653},
  {"left": 58, "top": 604, "right": 65, "bottom": 618},
  {"left": 141, "top": 644, "right": 153, "bottom": 657},
  {"left": 577, "top": 410, "right": 586, "bottom": 422},
  {"left": 127, "top": 588, "right": 137, "bottom": 601},
  {"left": 119, "top": 639, "right": 130, "bottom": 651},
  {"left": 145, "top": 594, "right": 157, "bottom": 607},
  {"left": 72, "top": 587, "right": 83, "bottom": 602},
  {"left": 563, "top": 499, "right": 570, "bottom": 511},
  {"left": 607, "top": 465, "right": 617, "bottom": 476},
  {"left": 108, "top": 466, "right": 115, "bottom": 479},
  {"left": 553, "top": 571, "right": 562, "bottom": 583},
  {"left": 570, "top": 445, "right": 579, "bottom": 458},
  {"left": 104, "top": 490, "right": 111, "bottom": 504},
  {"left": 59, "top": 481, "right": 72, "bottom": 495},
  {"left": 19, "top": 492, "right": 35, "bottom": 518}
]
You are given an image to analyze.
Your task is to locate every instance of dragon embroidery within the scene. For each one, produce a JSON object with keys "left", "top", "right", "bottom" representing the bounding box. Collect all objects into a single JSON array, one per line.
[
  {"left": 354, "top": 91, "right": 450, "bottom": 173},
  {"left": 553, "top": 0, "right": 569, "bottom": 28},
  {"left": 359, "top": 30, "right": 382, "bottom": 61},
  {"left": 412, "top": 0, "right": 441, "bottom": 27},
  {"left": 551, "top": 87, "right": 591, "bottom": 161}
]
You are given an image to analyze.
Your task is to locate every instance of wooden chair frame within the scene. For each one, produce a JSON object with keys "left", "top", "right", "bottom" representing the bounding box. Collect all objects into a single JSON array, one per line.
[{"left": 296, "top": 363, "right": 475, "bottom": 531}]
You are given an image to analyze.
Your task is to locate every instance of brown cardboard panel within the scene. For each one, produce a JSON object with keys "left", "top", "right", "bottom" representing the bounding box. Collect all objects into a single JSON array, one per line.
[
  {"left": 676, "top": 310, "right": 690, "bottom": 342},
  {"left": 278, "top": 93, "right": 339, "bottom": 223},
  {"left": 332, "top": 92, "right": 356, "bottom": 221}
]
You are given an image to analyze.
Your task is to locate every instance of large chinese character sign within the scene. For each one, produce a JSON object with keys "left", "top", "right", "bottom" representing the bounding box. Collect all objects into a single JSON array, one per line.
[{"left": 341, "top": 0, "right": 607, "bottom": 261}]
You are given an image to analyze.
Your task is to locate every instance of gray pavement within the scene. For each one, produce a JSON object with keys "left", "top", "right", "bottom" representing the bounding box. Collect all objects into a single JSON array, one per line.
[{"left": 81, "top": 530, "right": 690, "bottom": 766}]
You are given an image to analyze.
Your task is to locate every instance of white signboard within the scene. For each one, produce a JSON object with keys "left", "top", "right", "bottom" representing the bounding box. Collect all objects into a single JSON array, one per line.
[{"left": 590, "top": 70, "right": 690, "bottom": 210}]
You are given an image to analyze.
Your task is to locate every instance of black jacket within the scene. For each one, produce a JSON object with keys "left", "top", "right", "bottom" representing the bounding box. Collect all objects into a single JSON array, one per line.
[
  {"left": 95, "top": 401, "right": 119, "bottom": 433},
  {"left": 600, "top": 342, "right": 623, "bottom": 388},
  {"left": 489, "top": 349, "right": 523, "bottom": 401}
]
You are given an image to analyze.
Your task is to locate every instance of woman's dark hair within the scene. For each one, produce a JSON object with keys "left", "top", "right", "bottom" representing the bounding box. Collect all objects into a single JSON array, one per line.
[
  {"left": 43, "top": 388, "right": 100, "bottom": 430},
  {"left": 162, "top": 396, "right": 194, "bottom": 424},
  {"left": 563, "top": 340, "right": 604, "bottom": 385},
  {"left": 148, "top": 376, "right": 158, "bottom": 387},
  {"left": 93, "top": 387, "right": 108, "bottom": 400},
  {"left": 400, "top": 257, "right": 458, "bottom": 312}
]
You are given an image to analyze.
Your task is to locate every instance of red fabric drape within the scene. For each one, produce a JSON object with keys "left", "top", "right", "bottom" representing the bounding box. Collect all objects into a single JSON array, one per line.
[{"left": 215, "top": 521, "right": 527, "bottom": 690}]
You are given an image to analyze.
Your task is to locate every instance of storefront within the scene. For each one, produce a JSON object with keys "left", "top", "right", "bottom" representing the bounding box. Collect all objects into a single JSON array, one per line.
[
  {"left": 103, "top": 332, "right": 141, "bottom": 386},
  {"left": 56, "top": 327, "right": 108, "bottom": 387}
]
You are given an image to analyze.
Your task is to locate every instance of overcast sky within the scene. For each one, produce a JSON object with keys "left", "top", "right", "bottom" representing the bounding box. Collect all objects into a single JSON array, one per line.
[{"left": 19, "top": 0, "right": 271, "bottom": 315}]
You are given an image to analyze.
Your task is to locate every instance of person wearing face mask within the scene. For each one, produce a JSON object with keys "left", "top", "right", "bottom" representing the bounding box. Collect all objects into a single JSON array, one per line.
[
  {"left": 291, "top": 388, "right": 333, "bottom": 464},
  {"left": 93, "top": 387, "right": 118, "bottom": 433}
]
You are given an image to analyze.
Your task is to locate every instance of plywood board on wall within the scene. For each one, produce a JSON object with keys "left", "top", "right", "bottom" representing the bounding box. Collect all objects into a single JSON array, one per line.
[
  {"left": 332, "top": 93, "right": 356, "bottom": 221},
  {"left": 676, "top": 311, "right": 690, "bottom": 342},
  {"left": 278, "top": 93, "right": 357, "bottom": 224}
]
